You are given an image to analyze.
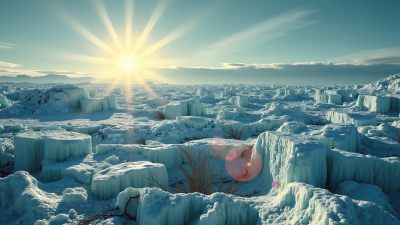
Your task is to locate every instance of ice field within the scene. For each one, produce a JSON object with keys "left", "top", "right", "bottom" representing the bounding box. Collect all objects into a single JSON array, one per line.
[{"left": 0, "top": 74, "right": 400, "bottom": 225}]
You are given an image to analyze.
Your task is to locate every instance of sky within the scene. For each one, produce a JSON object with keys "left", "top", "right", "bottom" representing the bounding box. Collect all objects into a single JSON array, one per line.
[{"left": 0, "top": 0, "right": 400, "bottom": 84}]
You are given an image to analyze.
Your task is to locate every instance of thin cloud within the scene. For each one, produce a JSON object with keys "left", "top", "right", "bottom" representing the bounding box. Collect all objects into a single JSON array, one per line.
[
  {"left": 200, "top": 9, "right": 316, "bottom": 57},
  {"left": 0, "top": 42, "right": 15, "bottom": 49},
  {"left": 332, "top": 47, "right": 400, "bottom": 65},
  {"left": 0, "top": 60, "right": 94, "bottom": 77}
]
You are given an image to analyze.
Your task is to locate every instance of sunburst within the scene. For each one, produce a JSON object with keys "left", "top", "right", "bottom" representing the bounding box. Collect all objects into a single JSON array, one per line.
[{"left": 56, "top": 0, "right": 221, "bottom": 108}]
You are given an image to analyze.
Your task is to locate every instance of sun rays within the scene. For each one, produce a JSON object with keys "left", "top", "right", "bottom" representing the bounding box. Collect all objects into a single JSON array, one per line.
[{"left": 59, "top": 0, "right": 175, "bottom": 85}]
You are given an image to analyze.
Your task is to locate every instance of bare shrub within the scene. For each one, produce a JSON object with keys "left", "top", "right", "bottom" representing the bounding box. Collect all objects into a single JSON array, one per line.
[
  {"left": 175, "top": 145, "right": 240, "bottom": 195},
  {"left": 226, "top": 124, "right": 244, "bottom": 140},
  {"left": 155, "top": 111, "right": 165, "bottom": 120}
]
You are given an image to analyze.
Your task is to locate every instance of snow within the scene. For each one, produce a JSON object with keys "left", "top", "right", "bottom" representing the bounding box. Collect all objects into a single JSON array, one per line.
[
  {"left": 61, "top": 187, "right": 88, "bottom": 204},
  {"left": 91, "top": 161, "right": 168, "bottom": 199},
  {"left": 251, "top": 131, "right": 327, "bottom": 190},
  {"left": 0, "top": 172, "right": 60, "bottom": 224},
  {"left": 326, "top": 110, "right": 377, "bottom": 126},
  {"left": 336, "top": 181, "right": 394, "bottom": 213},
  {"left": 310, "top": 123, "right": 359, "bottom": 152},
  {"left": 1, "top": 75, "right": 400, "bottom": 224}
]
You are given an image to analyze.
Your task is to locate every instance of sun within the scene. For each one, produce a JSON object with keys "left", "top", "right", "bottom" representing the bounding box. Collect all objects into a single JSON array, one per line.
[{"left": 116, "top": 53, "right": 139, "bottom": 74}]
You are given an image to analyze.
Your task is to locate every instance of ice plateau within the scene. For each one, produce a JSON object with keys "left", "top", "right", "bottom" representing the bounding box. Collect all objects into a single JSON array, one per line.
[{"left": 0, "top": 74, "right": 399, "bottom": 224}]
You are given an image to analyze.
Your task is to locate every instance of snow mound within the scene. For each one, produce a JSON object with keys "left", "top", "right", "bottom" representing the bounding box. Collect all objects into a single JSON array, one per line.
[
  {"left": 176, "top": 116, "right": 212, "bottom": 129},
  {"left": 311, "top": 123, "right": 359, "bottom": 152},
  {"left": 117, "top": 187, "right": 259, "bottom": 225},
  {"left": 0, "top": 171, "right": 60, "bottom": 224},
  {"left": 326, "top": 110, "right": 377, "bottom": 126},
  {"left": 91, "top": 161, "right": 168, "bottom": 199},
  {"left": 96, "top": 144, "right": 182, "bottom": 169},
  {"left": 0, "top": 94, "right": 13, "bottom": 108},
  {"left": 80, "top": 95, "right": 118, "bottom": 113},
  {"left": 327, "top": 149, "right": 400, "bottom": 192},
  {"left": 252, "top": 131, "right": 327, "bottom": 191},
  {"left": 14, "top": 130, "right": 92, "bottom": 172},
  {"left": 61, "top": 187, "right": 88, "bottom": 204},
  {"left": 362, "top": 73, "right": 400, "bottom": 94},
  {"left": 336, "top": 181, "right": 394, "bottom": 213},
  {"left": 259, "top": 182, "right": 399, "bottom": 225},
  {"left": 276, "top": 121, "right": 308, "bottom": 134}
]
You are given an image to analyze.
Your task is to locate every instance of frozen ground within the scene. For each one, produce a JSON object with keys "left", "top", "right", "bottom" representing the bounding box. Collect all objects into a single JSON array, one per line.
[{"left": 0, "top": 74, "right": 399, "bottom": 225}]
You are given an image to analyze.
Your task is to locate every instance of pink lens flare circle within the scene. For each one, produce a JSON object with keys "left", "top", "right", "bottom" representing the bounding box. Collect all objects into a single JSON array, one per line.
[
  {"left": 272, "top": 181, "right": 280, "bottom": 189},
  {"left": 225, "top": 147, "right": 262, "bottom": 182}
]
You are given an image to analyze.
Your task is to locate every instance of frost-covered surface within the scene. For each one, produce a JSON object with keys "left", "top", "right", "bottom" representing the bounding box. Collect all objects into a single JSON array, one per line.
[{"left": 0, "top": 75, "right": 399, "bottom": 224}]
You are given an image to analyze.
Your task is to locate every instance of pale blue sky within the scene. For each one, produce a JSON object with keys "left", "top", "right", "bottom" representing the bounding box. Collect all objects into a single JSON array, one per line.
[{"left": 0, "top": 0, "right": 400, "bottom": 83}]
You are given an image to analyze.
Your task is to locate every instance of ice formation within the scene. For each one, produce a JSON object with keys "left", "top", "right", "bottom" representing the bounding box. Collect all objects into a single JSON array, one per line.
[
  {"left": 356, "top": 95, "right": 392, "bottom": 113},
  {"left": 162, "top": 100, "right": 204, "bottom": 119},
  {"left": 80, "top": 95, "right": 118, "bottom": 113},
  {"left": 230, "top": 95, "right": 249, "bottom": 107},
  {"left": 252, "top": 131, "right": 327, "bottom": 190},
  {"left": 14, "top": 130, "right": 92, "bottom": 172},
  {"left": 326, "top": 110, "right": 377, "bottom": 126},
  {"left": 326, "top": 149, "right": 400, "bottom": 192},
  {"left": 1, "top": 74, "right": 399, "bottom": 224},
  {"left": 0, "top": 93, "right": 13, "bottom": 108},
  {"left": 91, "top": 161, "right": 168, "bottom": 199}
]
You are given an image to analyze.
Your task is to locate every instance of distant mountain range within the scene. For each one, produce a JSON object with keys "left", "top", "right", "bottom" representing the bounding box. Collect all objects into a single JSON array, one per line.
[{"left": 0, "top": 74, "right": 93, "bottom": 84}]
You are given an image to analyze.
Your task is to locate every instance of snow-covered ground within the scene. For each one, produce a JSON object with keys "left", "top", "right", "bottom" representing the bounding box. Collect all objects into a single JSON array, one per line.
[{"left": 0, "top": 74, "right": 399, "bottom": 224}]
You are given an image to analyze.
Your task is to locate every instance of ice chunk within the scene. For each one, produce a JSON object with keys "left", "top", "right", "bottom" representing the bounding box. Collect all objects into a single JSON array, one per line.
[
  {"left": 14, "top": 131, "right": 92, "bottom": 172},
  {"left": 230, "top": 95, "right": 248, "bottom": 107},
  {"left": 357, "top": 95, "right": 391, "bottom": 113},
  {"left": 14, "top": 131, "right": 46, "bottom": 172},
  {"left": 163, "top": 101, "right": 188, "bottom": 119},
  {"left": 326, "top": 110, "right": 377, "bottom": 126},
  {"left": 91, "top": 161, "right": 168, "bottom": 199},
  {"left": 251, "top": 131, "right": 327, "bottom": 190},
  {"left": 79, "top": 95, "right": 118, "bottom": 113},
  {"left": 43, "top": 131, "right": 92, "bottom": 162},
  {"left": 0, "top": 138, "right": 14, "bottom": 167},
  {"left": 0, "top": 94, "right": 12, "bottom": 108},
  {"left": 314, "top": 93, "right": 342, "bottom": 104},
  {"left": 326, "top": 149, "right": 400, "bottom": 192}
]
